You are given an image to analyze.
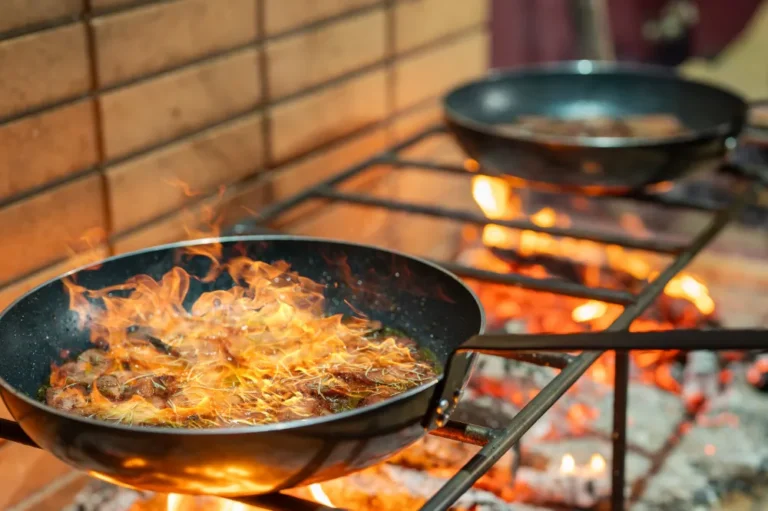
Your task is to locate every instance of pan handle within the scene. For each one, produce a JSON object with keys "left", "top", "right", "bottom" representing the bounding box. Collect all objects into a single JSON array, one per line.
[
  {"left": 722, "top": 100, "right": 768, "bottom": 184},
  {"left": 720, "top": 161, "right": 768, "bottom": 187},
  {"left": 427, "top": 328, "right": 767, "bottom": 429},
  {"left": 0, "top": 418, "right": 38, "bottom": 448}
]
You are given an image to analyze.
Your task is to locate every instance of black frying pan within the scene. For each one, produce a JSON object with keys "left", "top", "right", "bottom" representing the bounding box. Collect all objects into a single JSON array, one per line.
[
  {"left": 0, "top": 236, "right": 765, "bottom": 497},
  {"left": 444, "top": 61, "right": 749, "bottom": 194}
]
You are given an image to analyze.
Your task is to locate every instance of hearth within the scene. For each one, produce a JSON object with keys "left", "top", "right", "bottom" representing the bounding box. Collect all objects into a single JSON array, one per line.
[{"left": 28, "top": 124, "right": 768, "bottom": 511}]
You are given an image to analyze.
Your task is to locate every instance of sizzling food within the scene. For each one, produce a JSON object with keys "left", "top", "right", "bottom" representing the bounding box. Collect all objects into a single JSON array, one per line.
[
  {"left": 43, "top": 258, "right": 438, "bottom": 428},
  {"left": 500, "top": 114, "right": 689, "bottom": 138}
]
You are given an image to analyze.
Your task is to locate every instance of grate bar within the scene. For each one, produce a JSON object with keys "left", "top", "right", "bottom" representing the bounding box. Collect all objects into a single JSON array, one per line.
[
  {"left": 315, "top": 187, "right": 686, "bottom": 253},
  {"left": 435, "top": 260, "right": 635, "bottom": 304},
  {"left": 501, "top": 350, "right": 577, "bottom": 369}
]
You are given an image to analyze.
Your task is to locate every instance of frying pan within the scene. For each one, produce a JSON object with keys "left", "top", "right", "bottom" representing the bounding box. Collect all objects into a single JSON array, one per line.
[
  {"left": 0, "top": 236, "right": 765, "bottom": 497},
  {"left": 443, "top": 61, "right": 749, "bottom": 194}
]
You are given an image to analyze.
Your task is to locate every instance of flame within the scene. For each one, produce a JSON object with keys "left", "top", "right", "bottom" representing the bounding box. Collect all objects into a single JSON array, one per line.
[
  {"left": 572, "top": 300, "right": 608, "bottom": 323},
  {"left": 167, "top": 494, "right": 251, "bottom": 511},
  {"left": 560, "top": 454, "right": 576, "bottom": 474},
  {"left": 471, "top": 177, "right": 716, "bottom": 315},
  {"left": 530, "top": 207, "right": 556, "bottom": 228},
  {"left": 472, "top": 176, "right": 509, "bottom": 219},
  {"left": 468, "top": 171, "right": 718, "bottom": 408},
  {"left": 664, "top": 274, "right": 715, "bottom": 316},
  {"left": 309, "top": 483, "right": 334, "bottom": 507},
  {"left": 167, "top": 494, "right": 184, "bottom": 511},
  {"left": 46, "top": 249, "right": 438, "bottom": 428},
  {"left": 589, "top": 453, "right": 606, "bottom": 473}
]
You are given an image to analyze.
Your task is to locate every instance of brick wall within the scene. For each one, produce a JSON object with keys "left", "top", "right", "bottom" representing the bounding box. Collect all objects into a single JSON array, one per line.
[{"left": 0, "top": 0, "right": 489, "bottom": 508}]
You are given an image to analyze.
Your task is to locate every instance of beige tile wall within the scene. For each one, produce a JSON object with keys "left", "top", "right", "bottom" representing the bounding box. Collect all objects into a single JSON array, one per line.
[{"left": 0, "top": 0, "right": 489, "bottom": 506}]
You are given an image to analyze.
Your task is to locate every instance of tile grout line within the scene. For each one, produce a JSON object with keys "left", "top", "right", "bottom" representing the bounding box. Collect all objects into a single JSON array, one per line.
[
  {"left": 0, "top": 95, "right": 446, "bottom": 292},
  {"left": 0, "top": 21, "right": 484, "bottom": 129},
  {"left": 0, "top": 0, "right": 386, "bottom": 45},
  {"left": 83, "top": 0, "right": 115, "bottom": 257},
  {"left": 256, "top": 0, "right": 275, "bottom": 174}
]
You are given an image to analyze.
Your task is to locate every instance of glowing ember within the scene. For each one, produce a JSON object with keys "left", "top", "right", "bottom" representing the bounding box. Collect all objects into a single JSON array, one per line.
[
  {"left": 560, "top": 454, "right": 576, "bottom": 474},
  {"left": 45, "top": 256, "right": 438, "bottom": 428},
  {"left": 470, "top": 176, "right": 717, "bottom": 316},
  {"left": 167, "top": 494, "right": 183, "bottom": 511},
  {"left": 472, "top": 175, "right": 509, "bottom": 219},
  {"left": 589, "top": 453, "right": 606, "bottom": 473},
  {"left": 572, "top": 300, "right": 608, "bottom": 324},
  {"left": 309, "top": 484, "right": 335, "bottom": 507},
  {"left": 664, "top": 274, "right": 715, "bottom": 316},
  {"left": 166, "top": 493, "right": 251, "bottom": 511},
  {"left": 467, "top": 172, "right": 720, "bottom": 407}
]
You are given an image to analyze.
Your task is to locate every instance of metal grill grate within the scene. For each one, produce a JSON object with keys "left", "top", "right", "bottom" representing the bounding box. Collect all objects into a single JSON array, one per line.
[{"left": 228, "top": 125, "right": 763, "bottom": 511}]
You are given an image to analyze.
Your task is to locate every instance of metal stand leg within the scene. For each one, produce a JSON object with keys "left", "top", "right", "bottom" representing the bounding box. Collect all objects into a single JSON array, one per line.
[{"left": 611, "top": 350, "right": 630, "bottom": 510}]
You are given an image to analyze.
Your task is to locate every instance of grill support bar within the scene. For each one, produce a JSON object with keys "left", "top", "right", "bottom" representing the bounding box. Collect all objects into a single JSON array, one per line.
[{"left": 225, "top": 125, "right": 761, "bottom": 511}]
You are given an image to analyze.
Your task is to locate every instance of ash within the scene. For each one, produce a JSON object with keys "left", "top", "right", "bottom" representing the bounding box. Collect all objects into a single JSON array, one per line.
[
  {"left": 592, "top": 384, "right": 686, "bottom": 455},
  {"left": 62, "top": 481, "right": 144, "bottom": 511},
  {"left": 469, "top": 341, "right": 768, "bottom": 510}
]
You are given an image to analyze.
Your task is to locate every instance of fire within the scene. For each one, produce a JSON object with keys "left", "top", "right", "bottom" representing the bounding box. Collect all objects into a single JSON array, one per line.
[
  {"left": 48, "top": 249, "right": 438, "bottom": 428},
  {"left": 472, "top": 176, "right": 510, "bottom": 219},
  {"left": 663, "top": 274, "right": 715, "bottom": 316},
  {"left": 560, "top": 454, "right": 576, "bottom": 474},
  {"left": 589, "top": 453, "right": 606, "bottom": 473},
  {"left": 470, "top": 176, "right": 716, "bottom": 316},
  {"left": 572, "top": 300, "right": 608, "bottom": 323},
  {"left": 310, "top": 483, "right": 335, "bottom": 507},
  {"left": 167, "top": 494, "right": 183, "bottom": 511},
  {"left": 166, "top": 494, "right": 251, "bottom": 511},
  {"left": 468, "top": 172, "right": 718, "bottom": 397}
]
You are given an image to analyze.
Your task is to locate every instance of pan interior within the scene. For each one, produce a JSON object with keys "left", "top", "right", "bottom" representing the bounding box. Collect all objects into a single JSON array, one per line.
[
  {"left": 445, "top": 67, "right": 746, "bottom": 134},
  {"left": 0, "top": 237, "right": 483, "bottom": 406}
]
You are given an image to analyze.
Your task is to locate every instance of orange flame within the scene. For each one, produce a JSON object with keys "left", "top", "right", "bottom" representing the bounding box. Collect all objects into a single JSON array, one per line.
[
  {"left": 560, "top": 454, "right": 576, "bottom": 474},
  {"left": 47, "top": 253, "right": 437, "bottom": 428},
  {"left": 468, "top": 170, "right": 717, "bottom": 402},
  {"left": 167, "top": 494, "right": 251, "bottom": 511},
  {"left": 309, "top": 484, "right": 335, "bottom": 507},
  {"left": 589, "top": 453, "right": 606, "bottom": 473},
  {"left": 471, "top": 177, "right": 716, "bottom": 316},
  {"left": 663, "top": 274, "right": 715, "bottom": 316},
  {"left": 572, "top": 300, "right": 608, "bottom": 323},
  {"left": 472, "top": 176, "right": 510, "bottom": 220}
]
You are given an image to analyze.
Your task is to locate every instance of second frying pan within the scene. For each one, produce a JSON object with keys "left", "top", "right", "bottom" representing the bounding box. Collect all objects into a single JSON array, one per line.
[{"left": 443, "top": 61, "right": 748, "bottom": 194}]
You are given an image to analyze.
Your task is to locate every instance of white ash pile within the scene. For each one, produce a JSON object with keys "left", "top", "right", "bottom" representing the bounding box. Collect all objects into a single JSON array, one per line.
[
  {"left": 592, "top": 384, "right": 686, "bottom": 455},
  {"left": 465, "top": 348, "right": 768, "bottom": 511},
  {"left": 517, "top": 437, "right": 649, "bottom": 509},
  {"left": 63, "top": 481, "right": 144, "bottom": 511}
]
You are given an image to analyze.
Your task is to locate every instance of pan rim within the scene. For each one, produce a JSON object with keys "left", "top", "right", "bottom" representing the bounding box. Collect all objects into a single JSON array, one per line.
[
  {"left": 0, "top": 234, "right": 486, "bottom": 437},
  {"left": 443, "top": 59, "right": 747, "bottom": 149}
]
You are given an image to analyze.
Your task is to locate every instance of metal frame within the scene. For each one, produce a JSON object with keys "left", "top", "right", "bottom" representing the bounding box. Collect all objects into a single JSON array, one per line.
[{"left": 228, "top": 125, "right": 761, "bottom": 511}]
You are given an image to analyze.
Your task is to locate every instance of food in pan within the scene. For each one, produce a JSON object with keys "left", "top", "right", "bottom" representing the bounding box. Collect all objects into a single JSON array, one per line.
[
  {"left": 499, "top": 114, "right": 689, "bottom": 138},
  {"left": 43, "top": 259, "right": 438, "bottom": 428}
]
